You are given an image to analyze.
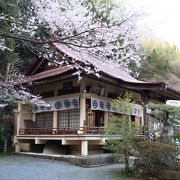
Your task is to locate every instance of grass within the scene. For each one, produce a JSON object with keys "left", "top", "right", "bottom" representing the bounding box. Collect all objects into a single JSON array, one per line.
[
  {"left": 0, "top": 151, "right": 12, "bottom": 157},
  {"left": 111, "top": 168, "right": 142, "bottom": 180}
]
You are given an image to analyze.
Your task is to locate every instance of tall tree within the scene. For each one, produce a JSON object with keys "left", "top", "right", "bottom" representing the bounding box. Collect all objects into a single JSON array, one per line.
[
  {"left": 104, "top": 95, "right": 140, "bottom": 174},
  {"left": 0, "top": 0, "right": 144, "bottom": 104},
  {"left": 0, "top": 0, "right": 142, "bottom": 70},
  {"left": 146, "top": 103, "right": 180, "bottom": 142},
  {"left": 139, "top": 40, "right": 178, "bottom": 80}
]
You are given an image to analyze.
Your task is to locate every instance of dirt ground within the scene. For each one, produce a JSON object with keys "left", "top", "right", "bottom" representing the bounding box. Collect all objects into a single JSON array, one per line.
[{"left": 0, "top": 155, "right": 131, "bottom": 180}]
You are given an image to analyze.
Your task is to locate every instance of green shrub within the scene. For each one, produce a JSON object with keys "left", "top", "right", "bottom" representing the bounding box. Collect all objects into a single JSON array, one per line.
[
  {"left": 173, "top": 131, "right": 180, "bottom": 139},
  {"left": 118, "top": 166, "right": 137, "bottom": 177},
  {"left": 135, "top": 141, "right": 177, "bottom": 179},
  {"left": 0, "top": 151, "right": 11, "bottom": 157}
]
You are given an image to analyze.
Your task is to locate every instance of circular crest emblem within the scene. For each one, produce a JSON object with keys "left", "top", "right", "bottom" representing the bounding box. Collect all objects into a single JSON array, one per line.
[
  {"left": 33, "top": 105, "right": 39, "bottom": 112},
  {"left": 40, "top": 105, "right": 45, "bottom": 110},
  {"left": 64, "top": 100, "right": 71, "bottom": 108},
  {"left": 72, "top": 99, "right": 78, "bottom": 107},
  {"left": 106, "top": 102, "right": 111, "bottom": 110},
  {"left": 55, "top": 101, "right": 62, "bottom": 109},
  {"left": 92, "top": 100, "right": 98, "bottom": 109},
  {"left": 99, "top": 101, "right": 104, "bottom": 109},
  {"left": 46, "top": 104, "right": 52, "bottom": 110}
]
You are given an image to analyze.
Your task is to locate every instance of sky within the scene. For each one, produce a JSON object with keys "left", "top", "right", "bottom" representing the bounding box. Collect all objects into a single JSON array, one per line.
[{"left": 126, "top": 0, "right": 180, "bottom": 48}]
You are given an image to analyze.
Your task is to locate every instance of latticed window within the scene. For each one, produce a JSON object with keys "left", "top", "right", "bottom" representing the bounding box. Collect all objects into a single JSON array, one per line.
[
  {"left": 58, "top": 109, "right": 80, "bottom": 128},
  {"left": 36, "top": 112, "right": 53, "bottom": 128},
  {"left": 58, "top": 110, "right": 69, "bottom": 127},
  {"left": 69, "top": 109, "right": 80, "bottom": 127}
]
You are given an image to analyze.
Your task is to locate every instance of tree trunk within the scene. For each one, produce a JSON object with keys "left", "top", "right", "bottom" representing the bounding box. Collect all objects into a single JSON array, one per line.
[
  {"left": 3, "top": 139, "right": 8, "bottom": 153},
  {"left": 124, "top": 152, "right": 129, "bottom": 174},
  {"left": 159, "top": 129, "right": 164, "bottom": 143},
  {"left": 159, "top": 113, "right": 169, "bottom": 143},
  {"left": 2, "top": 63, "right": 10, "bottom": 153}
]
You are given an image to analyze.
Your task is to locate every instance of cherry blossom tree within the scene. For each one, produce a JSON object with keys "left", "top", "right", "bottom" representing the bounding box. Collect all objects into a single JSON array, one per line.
[
  {"left": 0, "top": 0, "right": 143, "bottom": 104},
  {"left": 0, "top": 59, "right": 44, "bottom": 106},
  {"left": 0, "top": 0, "right": 142, "bottom": 67}
]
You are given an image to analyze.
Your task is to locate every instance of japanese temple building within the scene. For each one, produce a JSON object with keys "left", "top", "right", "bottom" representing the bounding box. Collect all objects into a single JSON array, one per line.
[{"left": 13, "top": 43, "right": 180, "bottom": 156}]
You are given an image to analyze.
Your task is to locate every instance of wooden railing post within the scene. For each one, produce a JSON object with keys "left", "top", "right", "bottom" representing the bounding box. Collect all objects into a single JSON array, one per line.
[{"left": 18, "top": 126, "right": 105, "bottom": 135}]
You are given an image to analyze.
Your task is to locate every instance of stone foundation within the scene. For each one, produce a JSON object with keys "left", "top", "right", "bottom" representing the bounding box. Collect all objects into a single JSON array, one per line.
[{"left": 16, "top": 152, "right": 124, "bottom": 167}]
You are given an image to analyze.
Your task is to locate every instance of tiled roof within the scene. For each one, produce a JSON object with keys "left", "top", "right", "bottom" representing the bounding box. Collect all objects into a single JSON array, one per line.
[
  {"left": 53, "top": 43, "right": 149, "bottom": 84},
  {"left": 21, "top": 65, "right": 74, "bottom": 83},
  {"left": 26, "top": 43, "right": 164, "bottom": 85}
]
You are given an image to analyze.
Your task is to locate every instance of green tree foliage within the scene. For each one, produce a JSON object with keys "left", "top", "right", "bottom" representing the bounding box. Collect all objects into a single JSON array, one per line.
[
  {"left": 0, "top": 103, "right": 14, "bottom": 153},
  {"left": 0, "top": 0, "right": 40, "bottom": 73},
  {"left": 135, "top": 141, "right": 177, "bottom": 179},
  {"left": 0, "top": 1, "right": 44, "bottom": 106},
  {"left": 171, "top": 56, "right": 180, "bottom": 78},
  {"left": 139, "top": 40, "right": 179, "bottom": 79},
  {"left": 104, "top": 95, "right": 140, "bottom": 174},
  {"left": 146, "top": 103, "right": 180, "bottom": 142}
]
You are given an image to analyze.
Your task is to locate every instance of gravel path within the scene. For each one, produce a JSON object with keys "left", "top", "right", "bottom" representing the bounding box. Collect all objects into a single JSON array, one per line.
[{"left": 0, "top": 155, "right": 126, "bottom": 180}]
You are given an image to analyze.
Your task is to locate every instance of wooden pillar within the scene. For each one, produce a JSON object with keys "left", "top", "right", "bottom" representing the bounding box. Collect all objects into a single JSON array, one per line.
[
  {"left": 104, "top": 90, "right": 108, "bottom": 126},
  {"left": 141, "top": 113, "right": 144, "bottom": 127},
  {"left": 53, "top": 111, "right": 58, "bottom": 128},
  {"left": 135, "top": 116, "right": 141, "bottom": 126},
  {"left": 80, "top": 95, "right": 86, "bottom": 127},
  {"left": 143, "top": 90, "right": 149, "bottom": 139},
  {"left": 54, "top": 89, "right": 58, "bottom": 130},
  {"left": 32, "top": 113, "right": 36, "bottom": 122},
  {"left": 17, "top": 102, "right": 22, "bottom": 135},
  {"left": 143, "top": 91, "right": 148, "bottom": 126},
  {"left": 104, "top": 112, "right": 108, "bottom": 126},
  {"left": 15, "top": 140, "right": 20, "bottom": 153},
  {"left": 81, "top": 140, "right": 88, "bottom": 156}
]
